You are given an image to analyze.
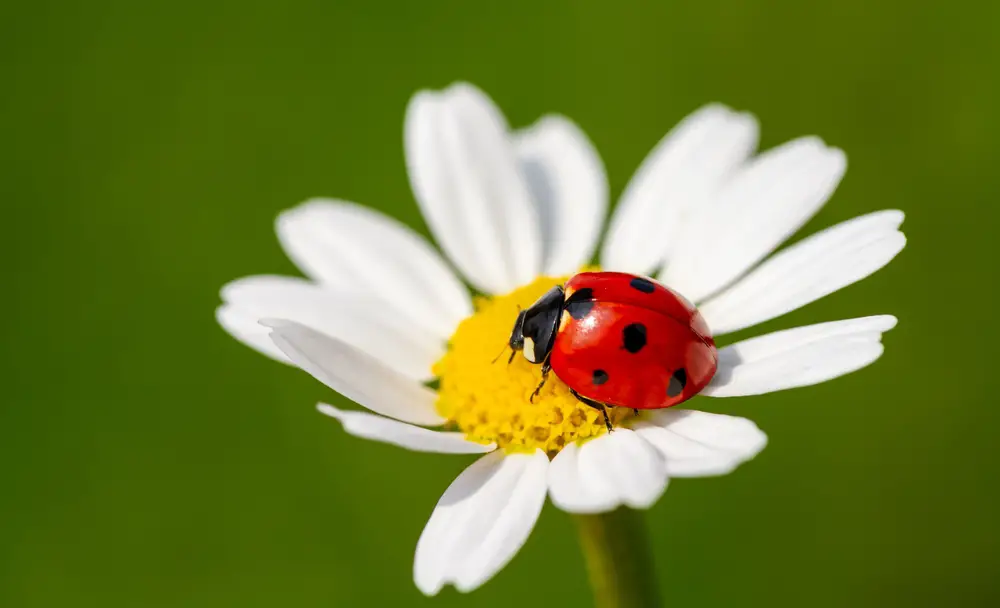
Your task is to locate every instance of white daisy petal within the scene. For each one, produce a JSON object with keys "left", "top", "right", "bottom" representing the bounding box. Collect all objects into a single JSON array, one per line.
[
  {"left": 275, "top": 199, "right": 471, "bottom": 339},
  {"left": 704, "top": 315, "right": 897, "bottom": 397},
  {"left": 700, "top": 210, "right": 906, "bottom": 335},
  {"left": 263, "top": 319, "right": 445, "bottom": 426},
  {"left": 662, "top": 137, "right": 847, "bottom": 303},
  {"left": 221, "top": 276, "right": 441, "bottom": 381},
  {"left": 546, "top": 443, "right": 614, "bottom": 514},
  {"left": 548, "top": 429, "right": 668, "bottom": 514},
  {"left": 601, "top": 104, "right": 758, "bottom": 275},
  {"left": 316, "top": 404, "right": 495, "bottom": 454},
  {"left": 216, "top": 304, "right": 291, "bottom": 363},
  {"left": 515, "top": 115, "right": 608, "bottom": 276},
  {"left": 633, "top": 410, "right": 767, "bottom": 477},
  {"left": 414, "top": 450, "right": 549, "bottom": 595},
  {"left": 405, "top": 83, "right": 541, "bottom": 294}
]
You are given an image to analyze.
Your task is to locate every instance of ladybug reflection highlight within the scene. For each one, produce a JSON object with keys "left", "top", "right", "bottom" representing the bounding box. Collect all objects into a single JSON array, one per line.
[{"left": 507, "top": 272, "right": 718, "bottom": 431}]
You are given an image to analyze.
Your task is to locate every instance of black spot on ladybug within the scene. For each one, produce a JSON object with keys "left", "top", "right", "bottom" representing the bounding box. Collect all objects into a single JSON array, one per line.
[
  {"left": 592, "top": 369, "right": 609, "bottom": 385},
  {"left": 565, "top": 287, "right": 595, "bottom": 320},
  {"left": 622, "top": 323, "right": 647, "bottom": 353},
  {"left": 629, "top": 277, "right": 656, "bottom": 294},
  {"left": 666, "top": 368, "right": 687, "bottom": 397}
]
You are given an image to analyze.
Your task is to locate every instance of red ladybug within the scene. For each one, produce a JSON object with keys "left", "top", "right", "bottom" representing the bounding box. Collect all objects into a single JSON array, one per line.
[{"left": 507, "top": 271, "right": 718, "bottom": 431}]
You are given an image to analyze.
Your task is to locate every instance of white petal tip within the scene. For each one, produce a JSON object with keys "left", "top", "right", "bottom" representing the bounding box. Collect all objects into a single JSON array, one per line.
[
  {"left": 793, "top": 135, "right": 845, "bottom": 160},
  {"left": 414, "top": 577, "right": 443, "bottom": 597},
  {"left": 695, "top": 102, "right": 750, "bottom": 120},
  {"left": 218, "top": 280, "right": 238, "bottom": 301},
  {"left": 406, "top": 89, "right": 438, "bottom": 112},
  {"left": 287, "top": 196, "right": 332, "bottom": 211},
  {"left": 810, "top": 139, "right": 847, "bottom": 171},
  {"left": 445, "top": 81, "right": 481, "bottom": 96},
  {"left": 454, "top": 574, "right": 495, "bottom": 594},
  {"left": 316, "top": 403, "right": 343, "bottom": 420},
  {"left": 702, "top": 101, "right": 735, "bottom": 111},
  {"left": 874, "top": 315, "right": 899, "bottom": 331},
  {"left": 274, "top": 198, "right": 328, "bottom": 231},
  {"left": 528, "top": 113, "right": 570, "bottom": 131},
  {"left": 884, "top": 209, "right": 906, "bottom": 225},
  {"left": 894, "top": 232, "right": 908, "bottom": 253}
]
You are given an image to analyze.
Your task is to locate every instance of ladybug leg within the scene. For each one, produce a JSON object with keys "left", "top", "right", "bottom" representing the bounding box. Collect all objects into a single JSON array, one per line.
[
  {"left": 529, "top": 357, "right": 552, "bottom": 403},
  {"left": 633, "top": 408, "right": 639, "bottom": 416},
  {"left": 599, "top": 407, "right": 612, "bottom": 432},
  {"left": 569, "top": 388, "right": 613, "bottom": 433}
]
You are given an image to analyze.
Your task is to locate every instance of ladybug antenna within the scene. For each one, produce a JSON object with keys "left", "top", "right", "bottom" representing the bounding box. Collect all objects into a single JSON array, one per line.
[{"left": 491, "top": 344, "right": 509, "bottom": 365}]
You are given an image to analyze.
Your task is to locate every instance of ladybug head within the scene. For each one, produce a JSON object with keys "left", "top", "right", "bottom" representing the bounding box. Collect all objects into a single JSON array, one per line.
[
  {"left": 507, "top": 285, "right": 564, "bottom": 365},
  {"left": 507, "top": 309, "right": 528, "bottom": 354}
]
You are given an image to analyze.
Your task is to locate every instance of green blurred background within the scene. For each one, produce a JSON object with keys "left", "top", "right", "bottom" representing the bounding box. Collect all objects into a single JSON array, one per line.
[{"left": 2, "top": 1, "right": 998, "bottom": 606}]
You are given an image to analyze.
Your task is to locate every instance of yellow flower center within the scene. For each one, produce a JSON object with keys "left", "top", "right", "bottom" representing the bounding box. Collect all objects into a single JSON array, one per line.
[{"left": 433, "top": 275, "right": 635, "bottom": 455}]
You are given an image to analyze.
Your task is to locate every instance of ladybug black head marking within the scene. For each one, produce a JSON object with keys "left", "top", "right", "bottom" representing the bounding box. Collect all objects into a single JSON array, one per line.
[
  {"left": 508, "top": 309, "right": 527, "bottom": 351},
  {"left": 508, "top": 285, "right": 564, "bottom": 365}
]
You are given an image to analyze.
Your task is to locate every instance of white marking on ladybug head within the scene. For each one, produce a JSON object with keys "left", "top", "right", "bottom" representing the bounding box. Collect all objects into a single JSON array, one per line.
[{"left": 522, "top": 336, "right": 537, "bottom": 363}]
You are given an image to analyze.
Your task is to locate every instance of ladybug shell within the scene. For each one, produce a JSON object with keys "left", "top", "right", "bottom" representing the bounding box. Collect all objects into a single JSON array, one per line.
[{"left": 550, "top": 272, "right": 717, "bottom": 410}]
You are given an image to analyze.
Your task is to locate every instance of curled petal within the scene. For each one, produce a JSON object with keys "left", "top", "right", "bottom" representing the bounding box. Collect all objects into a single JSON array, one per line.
[
  {"left": 317, "top": 404, "right": 494, "bottom": 454},
  {"left": 264, "top": 319, "right": 444, "bottom": 425}
]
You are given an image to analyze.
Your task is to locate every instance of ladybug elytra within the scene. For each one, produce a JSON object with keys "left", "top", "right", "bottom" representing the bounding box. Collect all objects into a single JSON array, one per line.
[{"left": 507, "top": 271, "right": 718, "bottom": 431}]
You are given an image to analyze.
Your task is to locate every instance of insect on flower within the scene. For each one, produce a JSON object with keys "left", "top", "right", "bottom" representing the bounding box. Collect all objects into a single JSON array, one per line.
[
  {"left": 508, "top": 271, "right": 717, "bottom": 431},
  {"left": 217, "top": 82, "right": 905, "bottom": 595}
]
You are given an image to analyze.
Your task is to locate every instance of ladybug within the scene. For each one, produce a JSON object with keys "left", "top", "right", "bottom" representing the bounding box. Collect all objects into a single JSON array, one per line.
[{"left": 507, "top": 271, "right": 718, "bottom": 432}]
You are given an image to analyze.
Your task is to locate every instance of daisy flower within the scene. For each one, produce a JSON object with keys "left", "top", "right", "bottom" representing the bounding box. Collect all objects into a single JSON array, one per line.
[{"left": 216, "top": 82, "right": 905, "bottom": 597}]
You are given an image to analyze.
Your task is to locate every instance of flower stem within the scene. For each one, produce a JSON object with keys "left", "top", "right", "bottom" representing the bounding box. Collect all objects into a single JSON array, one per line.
[{"left": 573, "top": 508, "right": 662, "bottom": 608}]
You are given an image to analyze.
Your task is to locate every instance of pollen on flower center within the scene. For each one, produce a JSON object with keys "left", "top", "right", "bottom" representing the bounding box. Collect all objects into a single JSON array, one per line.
[{"left": 432, "top": 276, "right": 634, "bottom": 454}]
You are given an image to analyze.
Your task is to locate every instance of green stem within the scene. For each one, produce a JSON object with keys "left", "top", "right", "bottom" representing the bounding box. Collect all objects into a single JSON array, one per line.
[{"left": 573, "top": 508, "right": 662, "bottom": 608}]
